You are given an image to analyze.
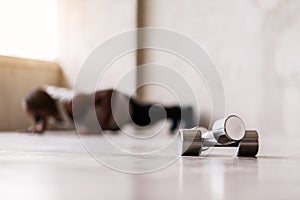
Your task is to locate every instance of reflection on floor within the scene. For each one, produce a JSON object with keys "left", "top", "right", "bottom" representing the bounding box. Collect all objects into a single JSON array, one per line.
[{"left": 0, "top": 130, "right": 299, "bottom": 200}]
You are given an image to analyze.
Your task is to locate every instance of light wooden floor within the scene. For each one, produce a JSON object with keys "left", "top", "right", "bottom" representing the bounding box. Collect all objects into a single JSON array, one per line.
[{"left": 0, "top": 130, "right": 299, "bottom": 200}]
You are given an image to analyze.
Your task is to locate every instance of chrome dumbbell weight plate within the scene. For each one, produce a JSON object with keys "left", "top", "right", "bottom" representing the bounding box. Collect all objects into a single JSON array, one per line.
[
  {"left": 212, "top": 115, "right": 246, "bottom": 142},
  {"left": 179, "top": 128, "right": 204, "bottom": 156},
  {"left": 236, "top": 130, "right": 259, "bottom": 157},
  {"left": 201, "top": 115, "right": 246, "bottom": 147}
]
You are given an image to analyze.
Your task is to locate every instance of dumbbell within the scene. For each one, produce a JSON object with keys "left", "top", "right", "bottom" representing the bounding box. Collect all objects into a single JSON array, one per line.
[{"left": 179, "top": 115, "right": 259, "bottom": 157}]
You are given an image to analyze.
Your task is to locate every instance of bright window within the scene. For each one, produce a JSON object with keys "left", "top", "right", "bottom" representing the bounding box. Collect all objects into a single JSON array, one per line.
[{"left": 0, "top": 0, "right": 57, "bottom": 61}]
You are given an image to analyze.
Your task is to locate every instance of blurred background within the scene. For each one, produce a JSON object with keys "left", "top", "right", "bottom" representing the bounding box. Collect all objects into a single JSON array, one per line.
[{"left": 0, "top": 0, "right": 299, "bottom": 137}]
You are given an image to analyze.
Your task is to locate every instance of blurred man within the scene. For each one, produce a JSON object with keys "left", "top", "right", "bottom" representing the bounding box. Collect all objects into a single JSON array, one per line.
[{"left": 22, "top": 86, "right": 195, "bottom": 133}]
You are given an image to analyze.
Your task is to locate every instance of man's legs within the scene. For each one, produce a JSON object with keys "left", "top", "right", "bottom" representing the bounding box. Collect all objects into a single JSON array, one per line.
[{"left": 130, "top": 99, "right": 188, "bottom": 131}]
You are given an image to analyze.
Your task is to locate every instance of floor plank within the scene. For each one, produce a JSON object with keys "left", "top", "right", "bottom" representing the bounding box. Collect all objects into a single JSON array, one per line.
[{"left": 0, "top": 131, "right": 298, "bottom": 200}]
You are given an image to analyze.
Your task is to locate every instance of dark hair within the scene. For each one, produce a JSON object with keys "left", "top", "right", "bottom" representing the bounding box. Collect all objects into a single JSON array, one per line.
[{"left": 24, "top": 89, "right": 57, "bottom": 114}]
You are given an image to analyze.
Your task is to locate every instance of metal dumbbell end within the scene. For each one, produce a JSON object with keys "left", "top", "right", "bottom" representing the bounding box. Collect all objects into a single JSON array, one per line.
[
  {"left": 179, "top": 128, "right": 206, "bottom": 156},
  {"left": 201, "top": 115, "right": 246, "bottom": 147},
  {"left": 236, "top": 130, "right": 259, "bottom": 157},
  {"left": 212, "top": 115, "right": 246, "bottom": 142}
]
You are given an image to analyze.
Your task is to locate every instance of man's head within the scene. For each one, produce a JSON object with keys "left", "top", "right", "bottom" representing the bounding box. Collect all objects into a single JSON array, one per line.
[{"left": 22, "top": 89, "right": 57, "bottom": 121}]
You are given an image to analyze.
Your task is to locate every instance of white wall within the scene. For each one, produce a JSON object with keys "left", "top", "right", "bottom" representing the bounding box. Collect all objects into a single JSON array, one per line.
[
  {"left": 57, "top": 0, "right": 137, "bottom": 93},
  {"left": 56, "top": 0, "right": 300, "bottom": 135},
  {"left": 136, "top": 0, "right": 300, "bottom": 135}
]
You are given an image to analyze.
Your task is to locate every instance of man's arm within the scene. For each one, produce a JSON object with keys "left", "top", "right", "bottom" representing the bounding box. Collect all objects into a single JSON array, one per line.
[
  {"left": 22, "top": 117, "right": 47, "bottom": 134},
  {"left": 95, "top": 90, "right": 113, "bottom": 129},
  {"left": 94, "top": 89, "right": 113, "bottom": 104},
  {"left": 34, "top": 117, "right": 47, "bottom": 133}
]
